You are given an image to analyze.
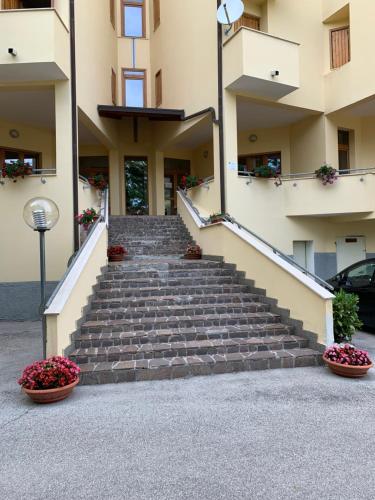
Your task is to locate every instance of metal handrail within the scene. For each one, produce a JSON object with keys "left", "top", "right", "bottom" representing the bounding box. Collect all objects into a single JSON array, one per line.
[
  {"left": 45, "top": 188, "right": 109, "bottom": 309},
  {"left": 178, "top": 189, "right": 334, "bottom": 291},
  {"left": 238, "top": 167, "right": 375, "bottom": 180}
]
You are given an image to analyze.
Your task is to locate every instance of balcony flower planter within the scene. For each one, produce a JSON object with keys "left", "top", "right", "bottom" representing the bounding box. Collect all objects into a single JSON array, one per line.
[
  {"left": 254, "top": 165, "right": 279, "bottom": 179},
  {"left": 107, "top": 245, "right": 128, "bottom": 262},
  {"left": 2, "top": 161, "right": 33, "bottom": 182},
  {"left": 76, "top": 208, "right": 99, "bottom": 232},
  {"left": 315, "top": 164, "right": 338, "bottom": 185},
  {"left": 184, "top": 244, "right": 202, "bottom": 260},
  {"left": 179, "top": 175, "right": 203, "bottom": 190},
  {"left": 323, "top": 344, "right": 373, "bottom": 378},
  {"left": 18, "top": 356, "right": 80, "bottom": 404},
  {"left": 88, "top": 174, "right": 108, "bottom": 191},
  {"left": 208, "top": 212, "right": 227, "bottom": 224}
]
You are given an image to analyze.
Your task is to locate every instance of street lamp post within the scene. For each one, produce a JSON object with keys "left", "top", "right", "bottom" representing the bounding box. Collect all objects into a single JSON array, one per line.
[{"left": 23, "top": 198, "right": 59, "bottom": 359}]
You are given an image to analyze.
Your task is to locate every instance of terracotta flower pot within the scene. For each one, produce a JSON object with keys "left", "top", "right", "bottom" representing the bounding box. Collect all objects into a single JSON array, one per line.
[
  {"left": 184, "top": 254, "right": 202, "bottom": 260},
  {"left": 323, "top": 357, "right": 373, "bottom": 378},
  {"left": 22, "top": 378, "right": 79, "bottom": 404},
  {"left": 108, "top": 254, "right": 125, "bottom": 262}
]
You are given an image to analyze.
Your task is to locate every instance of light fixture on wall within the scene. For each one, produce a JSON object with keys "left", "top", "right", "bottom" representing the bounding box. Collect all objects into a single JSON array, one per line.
[
  {"left": 249, "top": 134, "right": 257, "bottom": 143},
  {"left": 9, "top": 129, "right": 20, "bottom": 139},
  {"left": 23, "top": 197, "right": 59, "bottom": 359},
  {"left": 203, "top": 150, "right": 209, "bottom": 159}
]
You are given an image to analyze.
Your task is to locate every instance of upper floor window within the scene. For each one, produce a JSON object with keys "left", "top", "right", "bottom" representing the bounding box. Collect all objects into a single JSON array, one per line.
[
  {"left": 2, "top": 0, "right": 52, "bottom": 8},
  {"left": 153, "top": 0, "right": 160, "bottom": 30},
  {"left": 122, "top": 0, "right": 145, "bottom": 38},
  {"left": 0, "top": 146, "right": 41, "bottom": 172},
  {"left": 123, "top": 69, "right": 146, "bottom": 107},
  {"left": 234, "top": 13, "right": 260, "bottom": 32},
  {"left": 331, "top": 26, "right": 350, "bottom": 69}
]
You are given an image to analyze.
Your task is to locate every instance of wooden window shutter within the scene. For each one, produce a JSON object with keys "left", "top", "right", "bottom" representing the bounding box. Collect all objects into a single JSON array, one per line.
[
  {"left": 111, "top": 69, "right": 117, "bottom": 105},
  {"left": 2, "top": 0, "right": 21, "bottom": 9},
  {"left": 331, "top": 27, "right": 350, "bottom": 69},
  {"left": 155, "top": 70, "right": 162, "bottom": 107},
  {"left": 234, "top": 14, "right": 260, "bottom": 32},
  {"left": 153, "top": 0, "right": 160, "bottom": 29},
  {"left": 110, "top": 0, "right": 115, "bottom": 28}
]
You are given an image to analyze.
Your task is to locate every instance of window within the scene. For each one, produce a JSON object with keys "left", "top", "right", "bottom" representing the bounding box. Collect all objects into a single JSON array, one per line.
[
  {"left": 234, "top": 13, "right": 260, "bottom": 32},
  {"left": 346, "top": 262, "right": 375, "bottom": 288},
  {"left": 0, "top": 146, "right": 41, "bottom": 172},
  {"left": 338, "top": 129, "right": 350, "bottom": 171},
  {"left": 110, "top": 0, "right": 115, "bottom": 28},
  {"left": 121, "top": 0, "right": 145, "bottom": 37},
  {"left": 238, "top": 152, "right": 281, "bottom": 175},
  {"left": 123, "top": 69, "right": 146, "bottom": 107},
  {"left": 331, "top": 26, "right": 350, "bottom": 69},
  {"left": 111, "top": 69, "right": 117, "bottom": 105},
  {"left": 2, "top": 0, "right": 52, "bottom": 8},
  {"left": 155, "top": 69, "right": 162, "bottom": 107},
  {"left": 153, "top": 0, "right": 160, "bottom": 30}
]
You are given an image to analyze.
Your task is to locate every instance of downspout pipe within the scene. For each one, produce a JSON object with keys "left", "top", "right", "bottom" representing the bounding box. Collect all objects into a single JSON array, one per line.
[
  {"left": 70, "top": 0, "right": 79, "bottom": 251},
  {"left": 217, "top": 0, "right": 226, "bottom": 214}
]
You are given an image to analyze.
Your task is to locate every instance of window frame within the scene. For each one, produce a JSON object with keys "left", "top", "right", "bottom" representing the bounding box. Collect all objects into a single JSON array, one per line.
[
  {"left": 121, "top": 0, "right": 145, "bottom": 38},
  {"left": 110, "top": 0, "right": 115, "bottom": 29},
  {"left": 111, "top": 68, "right": 117, "bottom": 105},
  {"left": 0, "top": 145, "right": 42, "bottom": 172},
  {"left": 153, "top": 0, "right": 160, "bottom": 30},
  {"left": 234, "top": 13, "right": 260, "bottom": 32},
  {"left": 155, "top": 69, "right": 162, "bottom": 108},
  {"left": 238, "top": 151, "right": 282, "bottom": 175},
  {"left": 122, "top": 68, "right": 147, "bottom": 107},
  {"left": 2, "top": 0, "right": 54, "bottom": 8},
  {"left": 330, "top": 26, "right": 351, "bottom": 70}
]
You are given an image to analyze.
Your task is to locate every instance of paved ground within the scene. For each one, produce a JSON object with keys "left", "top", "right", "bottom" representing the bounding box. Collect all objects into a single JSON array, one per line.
[{"left": 1, "top": 322, "right": 375, "bottom": 500}]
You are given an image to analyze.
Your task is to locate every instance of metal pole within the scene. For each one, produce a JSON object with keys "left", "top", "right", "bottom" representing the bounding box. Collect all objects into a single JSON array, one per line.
[
  {"left": 217, "top": 0, "right": 226, "bottom": 214},
  {"left": 39, "top": 230, "right": 47, "bottom": 359}
]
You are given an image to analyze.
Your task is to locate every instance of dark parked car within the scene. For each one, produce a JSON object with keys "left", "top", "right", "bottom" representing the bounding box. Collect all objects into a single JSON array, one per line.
[{"left": 327, "top": 258, "right": 375, "bottom": 330}]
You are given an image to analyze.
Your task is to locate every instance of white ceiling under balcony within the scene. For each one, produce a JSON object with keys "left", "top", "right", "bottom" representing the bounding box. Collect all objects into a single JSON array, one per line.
[
  {"left": 0, "top": 87, "right": 54, "bottom": 129},
  {"left": 236, "top": 97, "right": 314, "bottom": 131}
]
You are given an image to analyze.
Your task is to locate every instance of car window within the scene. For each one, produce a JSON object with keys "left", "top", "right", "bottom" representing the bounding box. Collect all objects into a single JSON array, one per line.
[{"left": 347, "top": 262, "right": 375, "bottom": 287}]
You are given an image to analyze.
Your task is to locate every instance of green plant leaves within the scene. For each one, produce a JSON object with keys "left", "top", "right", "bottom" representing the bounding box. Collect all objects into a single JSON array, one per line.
[{"left": 333, "top": 289, "right": 363, "bottom": 343}]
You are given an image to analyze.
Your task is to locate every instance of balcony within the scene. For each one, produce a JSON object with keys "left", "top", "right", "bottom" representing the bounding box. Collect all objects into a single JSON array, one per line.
[
  {"left": 282, "top": 170, "right": 375, "bottom": 219},
  {"left": 223, "top": 27, "right": 300, "bottom": 100},
  {"left": 0, "top": 9, "right": 70, "bottom": 82}
]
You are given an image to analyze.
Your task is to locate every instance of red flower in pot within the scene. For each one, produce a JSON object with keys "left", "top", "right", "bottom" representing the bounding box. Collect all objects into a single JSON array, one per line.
[{"left": 107, "top": 245, "right": 128, "bottom": 262}]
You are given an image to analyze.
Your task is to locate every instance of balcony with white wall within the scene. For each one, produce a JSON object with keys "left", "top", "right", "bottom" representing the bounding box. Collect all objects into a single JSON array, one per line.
[
  {"left": 0, "top": 8, "right": 70, "bottom": 82},
  {"left": 223, "top": 27, "right": 300, "bottom": 100}
]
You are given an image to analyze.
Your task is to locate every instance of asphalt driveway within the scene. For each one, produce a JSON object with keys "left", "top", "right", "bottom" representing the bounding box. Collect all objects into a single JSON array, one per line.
[{"left": 1, "top": 322, "right": 375, "bottom": 500}]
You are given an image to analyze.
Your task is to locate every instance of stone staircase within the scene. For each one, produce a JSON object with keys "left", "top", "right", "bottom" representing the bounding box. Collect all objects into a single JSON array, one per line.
[{"left": 69, "top": 216, "right": 323, "bottom": 385}]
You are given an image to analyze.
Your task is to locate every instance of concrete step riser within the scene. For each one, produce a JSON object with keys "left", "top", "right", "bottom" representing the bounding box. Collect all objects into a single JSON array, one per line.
[
  {"left": 102, "top": 269, "right": 236, "bottom": 280},
  {"left": 96, "top": 285, "right": 251, "bottom": 299},
  {"left": 71, "top": 339, "right": 309, "bottom": 364},
  {"left": 78, "top": 352, "right": 323, "bottom": 385},
  {"left": 99, "top": 277, "right": 241, "bottom": 289},
  {"left": 75, "top": 324, "right": 292, "bottom": 348},
  {"left": 91, "top": 294, "right": 260, "bottom": 309},
  {"left": 86, "top": 303, "right": 269, "bottom": 321}
]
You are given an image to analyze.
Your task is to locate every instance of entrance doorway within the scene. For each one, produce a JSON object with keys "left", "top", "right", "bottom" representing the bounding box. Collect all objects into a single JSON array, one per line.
[
  {"left": 336, "top": 236, "right": 366, "bottom": 272},
  {"left": 164, "top": 158, "right": 190, "bottom": 215},
  {"left": 125, "top": 156, "right": 149, "bottom": 215},
  {"left": 293, "top": 241, "right": 315, "bottom": 273}
]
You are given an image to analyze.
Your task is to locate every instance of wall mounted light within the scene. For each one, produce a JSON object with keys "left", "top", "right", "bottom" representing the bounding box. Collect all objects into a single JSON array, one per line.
[
  {"left": 249, "top": 134, "right": 258, "bottom": 143},
  {"left": 9, "top": 129, "right": 20, "bottom": 139},
  {"left": 8, "top": 48, "right": 17, "bottom": 57}
]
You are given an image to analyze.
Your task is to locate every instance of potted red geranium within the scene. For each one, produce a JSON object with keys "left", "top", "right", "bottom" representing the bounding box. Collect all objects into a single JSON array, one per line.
[
  {"left": 184, "top": 244, "right": 202, "bottom": 260},
  {"left": 18, "top": 356, "right": 80, "bottom": 404},
  {"left": 88, "top": 174, "right": 108, "bottom": 191},
  {"left": 209, "top": 212, "right": 227, "bottom": 224},
  {"left": 2, "top": 160, "right": 33, "bottom": 182},
  {"left": 323, "top": 344, "right": 373, "bottom": 378},
  {"left": 76, "top": 208, "right": 99, "bottom": 231},
  {"left": 107, "top": 245, "right": 128, "bottom": 262}
]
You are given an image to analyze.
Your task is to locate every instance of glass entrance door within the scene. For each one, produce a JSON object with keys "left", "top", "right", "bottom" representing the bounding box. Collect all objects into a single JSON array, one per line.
[{"left": 125, "top": 157, "right": 149, "bottom": 215}]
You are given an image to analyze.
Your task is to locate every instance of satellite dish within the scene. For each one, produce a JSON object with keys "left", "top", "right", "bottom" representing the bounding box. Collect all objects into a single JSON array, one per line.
[{"left": 217, "top": 0, "right": 244, "bottom": 25}]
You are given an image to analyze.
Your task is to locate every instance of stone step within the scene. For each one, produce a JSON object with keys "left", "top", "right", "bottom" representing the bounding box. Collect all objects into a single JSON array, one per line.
[
  {"left": 105, "top": 260, "right": 224, "bottom": 272},
  {"left": 99, "top": 275, "right": 242, "bottom": 290},
  {"left": 91, "top": 292, "right": 262, "bottom": 309},
  {"left": 71, "top": 334, "right": 308, "bottom": 364},
  {"left": 80, "top": 312, "right": 281, "bottom": 335},
  {"left": 102, "top": 268, "right": 236, "bottom": 280},
  {"left": 86, "top": 301, "right": 270, "bottom": 321},
  {"left": 78, "top": 348, "right": 323, "bottom": 385},
  {"left": 96, "top": 283, "right": 252, "bottom": 299}
]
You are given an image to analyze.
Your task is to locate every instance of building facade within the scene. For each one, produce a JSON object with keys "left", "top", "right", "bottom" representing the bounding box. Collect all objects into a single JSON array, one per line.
[{"left": 0, "top": 0, "right": 375, "bottom": 318}]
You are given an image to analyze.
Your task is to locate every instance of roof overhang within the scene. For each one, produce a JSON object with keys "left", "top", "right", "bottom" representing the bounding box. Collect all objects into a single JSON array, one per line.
[{"left": 98, "top": 105, "right": 185, "bottom": 121}]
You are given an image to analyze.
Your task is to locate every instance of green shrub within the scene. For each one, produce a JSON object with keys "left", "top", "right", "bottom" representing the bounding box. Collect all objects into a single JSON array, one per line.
[{"left": 333, "top": 289, "right": 362, "bottom": 343}]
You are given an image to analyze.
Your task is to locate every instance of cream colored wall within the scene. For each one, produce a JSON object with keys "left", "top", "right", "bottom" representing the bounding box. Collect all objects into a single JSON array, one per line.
[
  {"left": 178, "top": 194, "right": 333, "bottom": 346},
  {"left": 290, "top": 116, "right": 326, "bottom": 173},
  {"left": 187, "top": 179, "right": 220, "bottom": 218},
  {"left": 238, "top": 126, "right": 291, "bottom": 174},
  {"left": 191, "top": 141, "right": 214, "bottom": 179},
  {"left": 78, "top": 180, "right": 101, "bottom": 214},
  {"left": 53, "top": 0, "right": 69, "bottom": 28},
  {"left": 46, "top": 223, "right": 108, "bottom": 356},
  {"left": 150, "top": 0, "right": 218, "bottom": 115},
  {"left": 75, "top": 0, "right": 118, "bottom": 147}
]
